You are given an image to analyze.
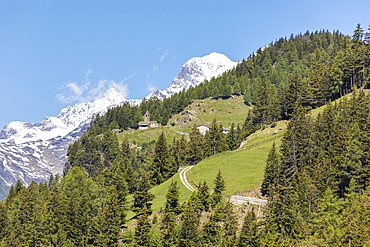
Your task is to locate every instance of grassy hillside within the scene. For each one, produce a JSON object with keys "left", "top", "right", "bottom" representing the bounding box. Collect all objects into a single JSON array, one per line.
[
  {"left": 128, "top": 121, "right": 288, "bottom": 219},
  {"left": 168, "top": 95, "right": 250, "bottom": 127},
  {"left": 117, "top": 95, "right": 250, "bottom": 146},
  {"left": 122, "top": 93, "right": 343, "bottom": 217},
  {"left": 187, "top": 121, "right": 287, "bottom": 195}
]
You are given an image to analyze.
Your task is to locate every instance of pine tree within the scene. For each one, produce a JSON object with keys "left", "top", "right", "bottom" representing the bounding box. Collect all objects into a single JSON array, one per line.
[
  {"left": 261, "top": 142, "right": 280, "bottom": 196},
  {"left": 151, "top": 132, "right": 175, "bottom": 185},
  {"left": 201, "top": 212, "right": 221, "bottom": 246},
  {"left": 178, "top": 203, "right": 200, "bottom": 247},
  {"left": 164, "top": 180, "right": 180, "bottom": 214},
  {"left": 241, "top": 110, "right": 259, "bottom": 139},
  {"left": 187, "top": 124, "right": 204, "bottom": 163},
  {"left": 365, "top": 25, "right": 370, "bottom": 44},
  {"left": 132, "top": 174, "right": 155, "bottom": 215},
  {"left": 196, "top": 181, "right": 210, "bottom": 212},
  {"left": 220, "top": 201, "right": 238, "bottom": 246},
  {"left": 262, "top": 160, "right": 304, "bottom": 245},
  {"left": 18, "top": 181, "right": 43, "bottom": 246},
  {"left": 253, "top": 78, "right": 279, "bottom": 125},
  {"left": 226, "top": 123, "right": 239, "bottom": 150},
  {"left": 352, "top": 23, "right": 364, "bottom": 41},
  {"left": 309, "top": 189, "right": 345, "bottom": 246},
  {"left": 211, "top": 170, "right": 226, "bottom": 207},
  {"left": 87, "top": 192, "right": 121, "bottom": 246},
  {"left": 0, "top": 202, "right": 8, "bottom": 240},
  {"left": 238, "top": 210, "right": 259, "bottom": 247},
  {"left": 40, "top": 186, "right": 68, "bottom": 246},
  {"left": 109, "top": 160, "right": 129, "bottom": 227},
  {"left": 281, "top": 70, "right": 307, "bottom": 119},
  {"left": 204, "top": 119, "right": 225, "bottom": 156}
]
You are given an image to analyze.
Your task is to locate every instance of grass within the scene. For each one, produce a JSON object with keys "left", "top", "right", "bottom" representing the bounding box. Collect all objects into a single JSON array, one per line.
[
  {"left": 168, "top": 95, "right": 251, "bottom": 128},
  {"left": 117, "top": 126, "right": 185, "bottom": 146},
  {"left": 126, "top": 170, "right": 194, "bottom": 220},
  {"left": 117, "top": 95, "right": 250, "bottom": 147},
  {"left": 126, "top": 121, "right": 288, "bottom": 220},
  {"left": 187, "top": 121, "right": 287, "bottom": 195}
]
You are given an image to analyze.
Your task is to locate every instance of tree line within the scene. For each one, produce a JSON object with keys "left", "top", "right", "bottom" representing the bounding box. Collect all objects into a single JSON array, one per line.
[{"left": 259, "top": 89, "right": 370, "bottom": 245}]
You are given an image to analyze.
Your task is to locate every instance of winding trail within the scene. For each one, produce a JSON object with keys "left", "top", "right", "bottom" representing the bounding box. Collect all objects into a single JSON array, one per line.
[
  {"left": 179, "top": 166, "right": 195, "bottom": 192},
  {"left": 179, "top": 165, "right": 268, "bottom": 206}
]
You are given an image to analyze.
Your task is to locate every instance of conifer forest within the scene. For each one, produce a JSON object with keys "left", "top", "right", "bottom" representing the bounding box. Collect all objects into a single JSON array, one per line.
[{"left": 1, "top": 25, "right": 370, "bottom": 246}]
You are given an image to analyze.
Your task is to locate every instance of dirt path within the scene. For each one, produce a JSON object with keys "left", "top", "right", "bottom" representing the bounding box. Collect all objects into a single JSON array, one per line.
[
  {"left": 179, "top": 166, "right": 268, "bottom": 206},
  {"left": 179, "top": 166, "right": 195, "bottom": 192}
]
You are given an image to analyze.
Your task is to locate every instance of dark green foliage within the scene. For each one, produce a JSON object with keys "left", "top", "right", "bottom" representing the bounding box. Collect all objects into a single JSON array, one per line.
[
  {"left": 0, "top": 202, "right": 7, "bottom": 240},
  {"left": 151, "top": 132, "right": 176, "bottom": 185},
  {"left": 164, "top": 180, "right": 180, "bottom": 214},
  {"left": 87, "top": 193, "right": 121, "bottom": 246},
  {"left": 211, "top": 170, "right": 226, "bottom": 207},
  {"left": 132, "top": 174, "right": 155, "bottom": 214},
  {"left": 204, "top": 119, "right": 227, "bottom": 156},
  {"left": 178, "top": 202, "right": 200, "bottom": 247},
  {"left": 226, "top": 123, "right": 239, "bottom": 150},
  {"left": 261, "top": 142, "right": 280, "bottom": 196},
  {"left": 220, "top": 201, "right": 238, "bottom": 246},
  {"left": 161, "top": 181, "right": 181, "bottom": 247},
  {"left": 134, "top": 213, "right": 152, "bottom": 247},
  {"left": 195, "top": 181, "right": 210, "bottom": 212},
  {"left": 238, "top": 210, "right": 259, "bottom": 247},
  {"left": 186, "top": 124, "right": 205, "bottom": 163},
  {"left": 201, "top": 212, "right": 221, "bottom": 246}
]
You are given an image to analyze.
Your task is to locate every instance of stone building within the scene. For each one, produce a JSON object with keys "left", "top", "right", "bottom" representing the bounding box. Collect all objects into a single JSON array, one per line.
[{"left": 138, "top": 110, "right": 159, "bottom": 130}]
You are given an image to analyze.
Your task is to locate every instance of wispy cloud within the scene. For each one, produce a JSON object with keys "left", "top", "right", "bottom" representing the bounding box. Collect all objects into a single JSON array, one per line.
[
  {"left": 56, "top": 70, "right": 134, "bottom": 104},
  {"left": 160, "top": 49, "right": 168, "bottom": 61},
  {"left": 153, "top": 65, "right": 159, "bottom": 71},
  {"left": 147, "top": 84, "right": 157, "bottom": 92},
  {"left": 85, "top": 68, "right": 93, "bottom": 78}
]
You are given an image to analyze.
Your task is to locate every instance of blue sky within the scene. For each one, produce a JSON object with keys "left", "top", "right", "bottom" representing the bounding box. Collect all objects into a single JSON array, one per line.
[{"left": 0, "top": 0, "right": 369, "bottom": 129}]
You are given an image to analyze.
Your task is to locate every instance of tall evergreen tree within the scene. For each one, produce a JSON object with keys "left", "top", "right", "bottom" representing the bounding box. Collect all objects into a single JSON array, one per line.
[
  {"left": 238, "top": 210, "right": 259, "bottom": 247},
  {"left": 178, "top": 202, "right": 200, "bottom": 247},
  {"left": 187, "top": 124, "right": 204, "bottom": 163},
  {"left": 151, "top": 132, "right": 175, "bottom": 185},
  {"left": 161, "top": 181, "right": 180, "bottom": 247},
  {"left": 226, "top": 123, "right": 239, "bottom": 150},
  {"left": 132, "top": 174, "right": 155, "bottom": 215},
  {"left": 261, "top": 142, "right": 280, "bottom": 196},
  {"left": 211, "top": 170, "right": 226, "bottom": 207}
]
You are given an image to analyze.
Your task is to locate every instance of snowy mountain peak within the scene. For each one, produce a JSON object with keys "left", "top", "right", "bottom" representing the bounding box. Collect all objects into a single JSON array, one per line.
[
  {"left": 146, "top": 52, "right": 238, "bottom": 99},
  {"left": 0, "top": 87, "right": 130, "bottom": 144},
  {"left": 187, "top": 52, "right": 236, "bottom": 66}
]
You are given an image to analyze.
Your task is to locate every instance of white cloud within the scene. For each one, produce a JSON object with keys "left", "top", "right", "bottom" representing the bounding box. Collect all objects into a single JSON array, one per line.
[
  {"left": 56, "top": 70, "right": 133, "bottom": 104},
  {"left": 153, "top": 65, "right": 159, "bottom": 71},
  {"left": 147, "top": 84, "right": 157, "bottom": 92},
  {"left": 85, "top": 68, "right": 93, "bottom": 78},
  {"left": 160, "top": 49, "right": 168, "bottom": 61}
]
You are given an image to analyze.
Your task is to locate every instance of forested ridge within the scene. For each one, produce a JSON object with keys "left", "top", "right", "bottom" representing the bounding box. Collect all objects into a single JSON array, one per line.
[{"left": 1, "top": 25, "right": 370, "bottom": 246}]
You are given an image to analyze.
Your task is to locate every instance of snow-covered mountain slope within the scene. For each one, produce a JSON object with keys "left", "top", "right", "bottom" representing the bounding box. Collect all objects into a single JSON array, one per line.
[
  {"left": 0, "top": 88, "right": 140, "bottom": 144},
  {"left": 0, "top": 88, "right": 139, "bottom": 189},
  {"left": 0, "top": 52, "right": 238, "bottom": 197},
  {"left": 146, "top": 52, "right": 238, "bottom": 99}
]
